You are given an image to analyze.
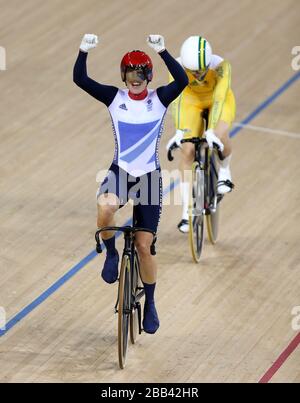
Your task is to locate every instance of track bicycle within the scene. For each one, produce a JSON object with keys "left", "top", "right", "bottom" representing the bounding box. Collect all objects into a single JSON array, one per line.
[
  {"left": 95, "top": 223, "right": 156, "bottom": 369},
  {"left": 168, "top": 112, "right": 234, "bottom": 263}
]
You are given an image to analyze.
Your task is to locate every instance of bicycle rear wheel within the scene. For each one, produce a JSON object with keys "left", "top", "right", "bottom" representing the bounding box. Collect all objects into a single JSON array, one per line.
[
  {"left": 206, "top": 154, "right": 222, "bottom": 244},
  {"left": 189, "top": 162, "right": 205, "bottom": 263},
  {"left": 118, "top": 254, "right": 131, "bottom": 369}
]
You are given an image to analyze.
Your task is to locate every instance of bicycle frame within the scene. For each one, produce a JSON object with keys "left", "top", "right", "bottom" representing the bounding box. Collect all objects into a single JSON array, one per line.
[
  {"left": 181, "top": 138, "right": 223, "bottom": 213},
  {"left": 95, "top": 225, "right": 156, "bottom": 314}
]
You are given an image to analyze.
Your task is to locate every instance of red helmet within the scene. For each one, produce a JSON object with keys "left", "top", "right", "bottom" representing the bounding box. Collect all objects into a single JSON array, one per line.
[{"left": 120, "top": 50, "right": 153, "bottom": 83}]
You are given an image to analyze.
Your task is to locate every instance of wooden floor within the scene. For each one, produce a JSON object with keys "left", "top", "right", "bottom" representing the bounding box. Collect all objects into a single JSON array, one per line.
[{"left": 0, "top": 0, "right": 300, "bottom": 383}]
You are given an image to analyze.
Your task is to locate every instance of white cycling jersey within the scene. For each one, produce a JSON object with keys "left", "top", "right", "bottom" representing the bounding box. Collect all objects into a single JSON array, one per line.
[{"left": 108, "top": 89, "right": 167, "bottom": 177}]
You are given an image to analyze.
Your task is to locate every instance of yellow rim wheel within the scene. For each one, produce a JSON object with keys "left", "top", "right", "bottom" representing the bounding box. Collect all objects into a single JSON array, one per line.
[
  {"left": 118, "top": 255, "right": 130, "bottom": 369},
  {"left": 188, "top": 162, "right": 204, "bottom": 263},
  {"left": 206, "top": 152, "right": 220, "bottom": 245},
  {"left": 129, "top": 254, "right": 139, "bottom": 345}
]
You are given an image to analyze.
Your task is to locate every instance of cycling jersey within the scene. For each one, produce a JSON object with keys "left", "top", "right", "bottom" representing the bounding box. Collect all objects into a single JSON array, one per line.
[
  {"left": 74, "top": 49, "right": 188, "bottom": 176},
  {"left": 108, "top": 89, "right": 166, "bottom": 177},
  {"left": 170, "top": 55, "right": 236, "bottom": 137}
]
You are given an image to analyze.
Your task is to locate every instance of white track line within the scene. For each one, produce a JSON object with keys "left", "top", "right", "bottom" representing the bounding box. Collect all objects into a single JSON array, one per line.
[
  {"left": 166, "top": 109, "right": 300, "bottom": 139},
  {"left": 233, "top": 123, "right": 300, "bottom": 139}
]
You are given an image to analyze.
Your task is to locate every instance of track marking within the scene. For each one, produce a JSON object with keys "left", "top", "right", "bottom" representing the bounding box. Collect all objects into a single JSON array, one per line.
[
  {"left": 233, "top": 123, "right": 300, "bottom": 139},
  {"left": 259, "top": 332, "right": 300, "bottom": 383}
]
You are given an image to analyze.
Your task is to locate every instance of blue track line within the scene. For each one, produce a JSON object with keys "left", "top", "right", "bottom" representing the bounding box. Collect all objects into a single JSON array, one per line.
[
  {"left": 1, "top": 71, "right": 300, "bottom": 337},
  {"left": 230, "top": 70, "right": 300, "bottom": 138},
  {"left": 0, "top": 180, "right": 180, "bottom": 336}
]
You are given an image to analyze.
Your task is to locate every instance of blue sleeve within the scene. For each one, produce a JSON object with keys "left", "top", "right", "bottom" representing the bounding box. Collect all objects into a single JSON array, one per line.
[
  {"left": 156, "top": 50, "right": 188, "bottom": 107},
  {"left": 73, "top": 51, "right": 118, "bottom": 107}
]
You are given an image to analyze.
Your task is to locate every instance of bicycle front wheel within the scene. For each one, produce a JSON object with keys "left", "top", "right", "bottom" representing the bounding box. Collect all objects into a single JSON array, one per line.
[
  {"left": 189, "top": 162, "right": 205, "bottom": 263},
  {"left": 206, "top": 154, "right": 222, "bottom": 244},
  {"left": 130, "top": 252, "right": 140, "bottom": 345},
  {"left": 118, "top": 254, "right": 131, "bottom": 369}
]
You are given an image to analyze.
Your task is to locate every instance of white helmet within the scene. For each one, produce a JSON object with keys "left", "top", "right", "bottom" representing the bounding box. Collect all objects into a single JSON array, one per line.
[{"left": 180, "top": 36, "right": 212, "bottom": 71}]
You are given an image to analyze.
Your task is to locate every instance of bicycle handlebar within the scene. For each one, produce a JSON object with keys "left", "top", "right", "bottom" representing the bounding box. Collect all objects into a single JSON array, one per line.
[
  {"left": 167, "top": 137, "right": 225, "bottom": 162},
  {"left": 95, "top": 226, "right": 157, "bottom": 256},
  {"left": 167, "top": 143, "right": 179, "bottom": 162}
]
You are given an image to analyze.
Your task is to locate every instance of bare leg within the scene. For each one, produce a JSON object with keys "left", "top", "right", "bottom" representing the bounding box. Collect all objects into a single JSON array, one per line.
[
  {"left": 178, "top": 143, "right": 195, "bottom": 229},
  {"left": 214, "top": 120, "right": 232, "bottom": 157},
  {"left": 97, "top": 193, "right": 120, "bottom": 239},
  {"left": 135, "top": 231, "right": 157, "bottom": 284},
  {"left": 214, "top": 120, "right": 234, "bottom": 193},
  {"left": 97, "top": 193, "right": 120, "bottom": 284},
  {"left": 179, "top": 142, "right": 195, "bottom": 173}
]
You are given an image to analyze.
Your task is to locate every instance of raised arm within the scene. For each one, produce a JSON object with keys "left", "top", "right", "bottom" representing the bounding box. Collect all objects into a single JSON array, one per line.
[
  {"left": 147, "top": 35, "right": 188, "bottom": 108},
  {"left": 73, "top": 34, "right": 118, "bottom": 107},
  {"left": 156, "top": 50, "right": 188, "bottom": 107}
]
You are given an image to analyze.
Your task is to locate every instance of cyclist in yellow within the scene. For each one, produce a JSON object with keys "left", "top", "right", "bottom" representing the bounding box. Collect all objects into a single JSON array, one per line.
[{"left": 167, "top": 36, "right": 236, "bottom": 233}]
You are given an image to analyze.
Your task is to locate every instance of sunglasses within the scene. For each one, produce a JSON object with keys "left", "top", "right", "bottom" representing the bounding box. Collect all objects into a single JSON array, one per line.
[
  {"left": 187, "top": 68, "right": 209, "bottom": 81},
  {"left": 126, "top": 68, "right": 146, "bottom": 82}
]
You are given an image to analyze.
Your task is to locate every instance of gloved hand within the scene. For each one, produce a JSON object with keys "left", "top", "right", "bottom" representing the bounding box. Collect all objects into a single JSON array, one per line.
[
  {"left": 205, "top": 129, "right": 224, "bottom": 152},
  {"left": 80, "top": 34, "right": 99, "bottom": 52},
  {"left": 147, "top": 35, "right": 165, "bottom": 53},
  {"left": 166, "top": 130, "right": 184, "bottom": 151}
]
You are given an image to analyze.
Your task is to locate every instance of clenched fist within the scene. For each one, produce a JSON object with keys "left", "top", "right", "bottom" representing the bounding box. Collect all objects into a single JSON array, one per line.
[
  {"left": 80, "top": 34, "right": 99, "bottom": 53},
  {"left": 147, "top": 35, "right": 165, "bottom": 53}
]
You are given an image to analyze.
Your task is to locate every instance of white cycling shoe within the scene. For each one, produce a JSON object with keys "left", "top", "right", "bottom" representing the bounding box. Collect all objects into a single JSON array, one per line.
[
  {"left": 217, "top": 168, "right": 234, "bottom": 194},
  {"left": 178, "top": 219, "right": 189, "bottom": 234}
]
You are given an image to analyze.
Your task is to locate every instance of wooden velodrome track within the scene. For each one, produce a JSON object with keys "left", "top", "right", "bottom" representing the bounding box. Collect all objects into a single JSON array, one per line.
[{"left": 0, "top": 0, "right": 300, "bottom": 383}]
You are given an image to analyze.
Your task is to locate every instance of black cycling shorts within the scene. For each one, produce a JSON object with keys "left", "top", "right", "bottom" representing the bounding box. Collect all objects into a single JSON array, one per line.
[{"left": 97, "top": 163, "right": 162, "bottom": 233}]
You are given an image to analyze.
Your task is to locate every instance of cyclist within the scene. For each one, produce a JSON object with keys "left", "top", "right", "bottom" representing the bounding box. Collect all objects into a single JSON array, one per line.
[
  {"left": 167, "top": 36, "right": 236, "bottom": 233},
  {"left": 73, "top": 34, "right": 188, "bottom": 334}
]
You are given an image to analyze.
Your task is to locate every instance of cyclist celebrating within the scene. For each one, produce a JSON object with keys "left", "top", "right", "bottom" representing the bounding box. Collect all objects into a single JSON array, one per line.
[
  {"left": 73, "top": 34, "right": 188, "bottom": 334},
  {"left": 167, "top": 36, "right": 236, "bottom": 233}
]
